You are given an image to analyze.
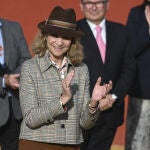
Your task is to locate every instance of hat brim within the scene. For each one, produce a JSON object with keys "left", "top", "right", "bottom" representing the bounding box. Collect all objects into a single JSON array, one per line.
[{"left": 38, "top": 21, "right": 84, "bottom": 38}]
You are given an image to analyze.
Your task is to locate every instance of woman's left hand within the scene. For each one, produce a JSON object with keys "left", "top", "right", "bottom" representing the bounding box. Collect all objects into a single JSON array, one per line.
[{"left": 91, "top": 77, "right": 112, "bottom": 107}]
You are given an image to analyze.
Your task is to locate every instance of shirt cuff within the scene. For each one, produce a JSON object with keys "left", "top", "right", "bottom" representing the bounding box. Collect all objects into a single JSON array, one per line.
[{"left": 2, "top": 77, "right": 6, "bottom": 88}]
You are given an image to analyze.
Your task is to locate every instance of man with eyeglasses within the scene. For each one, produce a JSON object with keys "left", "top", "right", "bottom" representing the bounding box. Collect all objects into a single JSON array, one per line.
[{"left": 77, "top": 0, "right": 135, "bottom": 150}]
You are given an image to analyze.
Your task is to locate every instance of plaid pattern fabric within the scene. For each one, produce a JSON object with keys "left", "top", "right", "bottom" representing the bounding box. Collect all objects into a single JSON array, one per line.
[{"left": 19, "top": 51, "right": 99, "bottom": 145}]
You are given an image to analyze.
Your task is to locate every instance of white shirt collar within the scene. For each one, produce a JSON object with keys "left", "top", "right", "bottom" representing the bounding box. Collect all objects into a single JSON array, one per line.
[
  {"left": 87, "top": 19, "right": 106, "bottom": 31},
  {"left": 86, "top": 19, "right": 106, "bottom": 44}
]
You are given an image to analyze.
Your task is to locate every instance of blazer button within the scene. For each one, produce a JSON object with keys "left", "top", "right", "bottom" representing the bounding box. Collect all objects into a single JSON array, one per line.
[
  {"left": 47, "top": 120, "right": 50, "bottom": 123},
  {"left": 61, "top": 124, "right": 65, "bottom": 128}
]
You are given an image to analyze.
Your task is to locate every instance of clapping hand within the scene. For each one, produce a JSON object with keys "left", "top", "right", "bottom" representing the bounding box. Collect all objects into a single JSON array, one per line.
[
  {"left": 90, "top": 77, "right": 112, "bottom": 108},
  {"left": 4, "top": 74, "right": 20, "bottom": 90},
  {"left": 60, "top": 70, "right": 75, "bottom": 105}
]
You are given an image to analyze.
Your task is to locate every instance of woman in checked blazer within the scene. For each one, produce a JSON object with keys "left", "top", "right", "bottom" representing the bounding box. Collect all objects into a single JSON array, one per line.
[{"left": 18, "top": 6, "right": 112, "bottom": 150}]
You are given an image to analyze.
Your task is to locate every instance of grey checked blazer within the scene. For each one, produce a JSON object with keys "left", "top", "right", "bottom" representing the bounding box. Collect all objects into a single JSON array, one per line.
[
  {"left": 0, "top": 18, "right": 31, "bottom": 126},
  {"left": 19, "top": 52, "right": 99, "bottom": 145}
]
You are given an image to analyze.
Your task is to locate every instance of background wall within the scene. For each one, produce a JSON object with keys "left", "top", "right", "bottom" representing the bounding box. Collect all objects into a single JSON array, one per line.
[{"left": 0, "top": 0, "right": 143, "bottom": 148}]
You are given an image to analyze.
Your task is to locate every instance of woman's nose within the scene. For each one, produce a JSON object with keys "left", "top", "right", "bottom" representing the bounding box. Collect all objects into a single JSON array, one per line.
[{"left": 56, "top": 37, "right": 64, "bottom": 46}]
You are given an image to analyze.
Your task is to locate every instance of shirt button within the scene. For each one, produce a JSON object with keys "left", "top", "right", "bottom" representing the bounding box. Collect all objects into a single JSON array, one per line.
[{"left": 61, "top": 124, "right": 65, "bottom": 128}]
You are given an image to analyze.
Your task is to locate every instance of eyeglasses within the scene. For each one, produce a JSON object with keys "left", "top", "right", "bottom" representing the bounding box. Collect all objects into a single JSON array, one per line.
[{"left": 82, "top": 0, "right": 107, "bottom": 9}]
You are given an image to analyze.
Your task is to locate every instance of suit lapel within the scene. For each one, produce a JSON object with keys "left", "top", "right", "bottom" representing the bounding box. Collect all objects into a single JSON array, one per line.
[
  {"left": 78, "top": 19, "right": 116, "bottom": 65},
  {"left": 81, "top": 19, "right": 104, "bottom": 64},
  {"left": 141, "top": 10, "right": 149, "bottom": 29},
  {"left": 105, "top": 21, "right": 114, "bottom": 64},
  {"left": 1, "top": 19, "right": 10, "bottom": 66}
]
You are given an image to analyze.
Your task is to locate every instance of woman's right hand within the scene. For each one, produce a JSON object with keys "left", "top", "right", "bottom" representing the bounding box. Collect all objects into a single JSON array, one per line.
[{"left": 60, "top": 70, "right": 75, "bottom": 105}]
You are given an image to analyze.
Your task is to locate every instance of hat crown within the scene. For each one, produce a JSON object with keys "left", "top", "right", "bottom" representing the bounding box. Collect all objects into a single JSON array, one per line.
[
  {"left": 48, "top": 6, "right": 76, "bottom": 25},
  {"left": 37, "top": 6, "right": 83, "bottom": 38}
]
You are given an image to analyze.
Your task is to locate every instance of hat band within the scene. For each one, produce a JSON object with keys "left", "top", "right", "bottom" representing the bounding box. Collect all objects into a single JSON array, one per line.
[{"left": 46, "top": 20, "right": 76, "bottom": 30}]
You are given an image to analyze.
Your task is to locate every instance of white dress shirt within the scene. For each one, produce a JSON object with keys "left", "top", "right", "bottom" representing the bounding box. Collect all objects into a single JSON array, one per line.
[{"left": 0, "top": 21, "right": 4, "bottom": 65}]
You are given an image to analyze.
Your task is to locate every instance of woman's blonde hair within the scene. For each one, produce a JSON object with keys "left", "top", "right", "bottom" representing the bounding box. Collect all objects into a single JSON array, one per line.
[{"left": 31, "top": 32, "right": 84, "bottom": 66}]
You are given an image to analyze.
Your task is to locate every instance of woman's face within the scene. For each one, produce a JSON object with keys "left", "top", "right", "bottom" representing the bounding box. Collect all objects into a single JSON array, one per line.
[{"left": 46, "top": 35, "right": 72, "bottom": 61}]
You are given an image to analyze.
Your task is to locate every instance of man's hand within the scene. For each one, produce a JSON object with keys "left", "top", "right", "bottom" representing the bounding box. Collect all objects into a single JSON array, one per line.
[
  {"left": 4, "top": 74, "right": 20, "bottom": 90},
  {"left": 98, "top": 94, "right": 116, "bottom": 111}
]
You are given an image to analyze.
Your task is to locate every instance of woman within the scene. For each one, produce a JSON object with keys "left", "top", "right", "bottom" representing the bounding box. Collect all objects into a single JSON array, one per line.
[
  {"left": 18, "top": 6, "right": 112, "bottom": 150},
  {"left": 125, "top": 0, "right": 150, "bottom": 150}
]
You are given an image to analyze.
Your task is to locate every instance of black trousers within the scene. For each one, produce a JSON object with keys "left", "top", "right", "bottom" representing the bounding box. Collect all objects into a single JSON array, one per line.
[
  {"left": 80, "top": 124, "right": 117, "bottom": 150},
  {"left": 0, "top": 98, "right": 21, "bottom": 150}
]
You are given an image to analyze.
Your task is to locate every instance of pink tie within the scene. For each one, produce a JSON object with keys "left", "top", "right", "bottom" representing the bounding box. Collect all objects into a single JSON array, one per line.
[{"left": 95, "top": 26, "right": 106, "bottom": 63}]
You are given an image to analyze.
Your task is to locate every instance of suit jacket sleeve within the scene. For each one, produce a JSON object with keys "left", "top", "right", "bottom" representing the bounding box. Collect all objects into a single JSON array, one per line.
[
  {"left": 12, "top": 22, "right": 31, "bottom": 73},
  {"left": 127, "top": 7, "right": 150, "bottom": 57},
  {"left": 111, "top": 26, "right": 136, "bottom": 101},
  {"left": 0, "top": 20, "right": 31, "bottom": 96}
]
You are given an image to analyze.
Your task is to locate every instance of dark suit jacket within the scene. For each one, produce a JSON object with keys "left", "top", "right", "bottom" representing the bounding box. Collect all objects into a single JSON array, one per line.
[
  {"left": 77, "top": 19, "right": 135, "bottom": 127},
  {"left": 126, "top": 5, "right": 150, "bottom": 99},
  {"left": 0, "top": 18, "right": 31, "bottom": 126}
]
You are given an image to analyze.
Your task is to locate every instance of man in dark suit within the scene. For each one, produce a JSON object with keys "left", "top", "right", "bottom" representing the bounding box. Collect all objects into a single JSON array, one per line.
[
  {"left": 77, "top": 0, "right": 135, "bottom": 150},
  {"left": 0, "top": 18, "right": 31, "bottom": 150},
  {"left": 125, "top": 1, "right": 150, "bottom": 150}
]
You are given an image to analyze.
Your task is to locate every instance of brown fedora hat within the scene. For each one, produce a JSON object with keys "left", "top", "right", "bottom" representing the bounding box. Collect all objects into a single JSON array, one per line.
[{"left": 38, "top": 6, "right": 83, "bottom": 38}]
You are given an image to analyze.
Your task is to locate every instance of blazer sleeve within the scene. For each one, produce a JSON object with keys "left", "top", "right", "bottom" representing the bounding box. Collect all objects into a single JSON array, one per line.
[{"left": 80, "top": 65, "right": 100, "bottom": 129}]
